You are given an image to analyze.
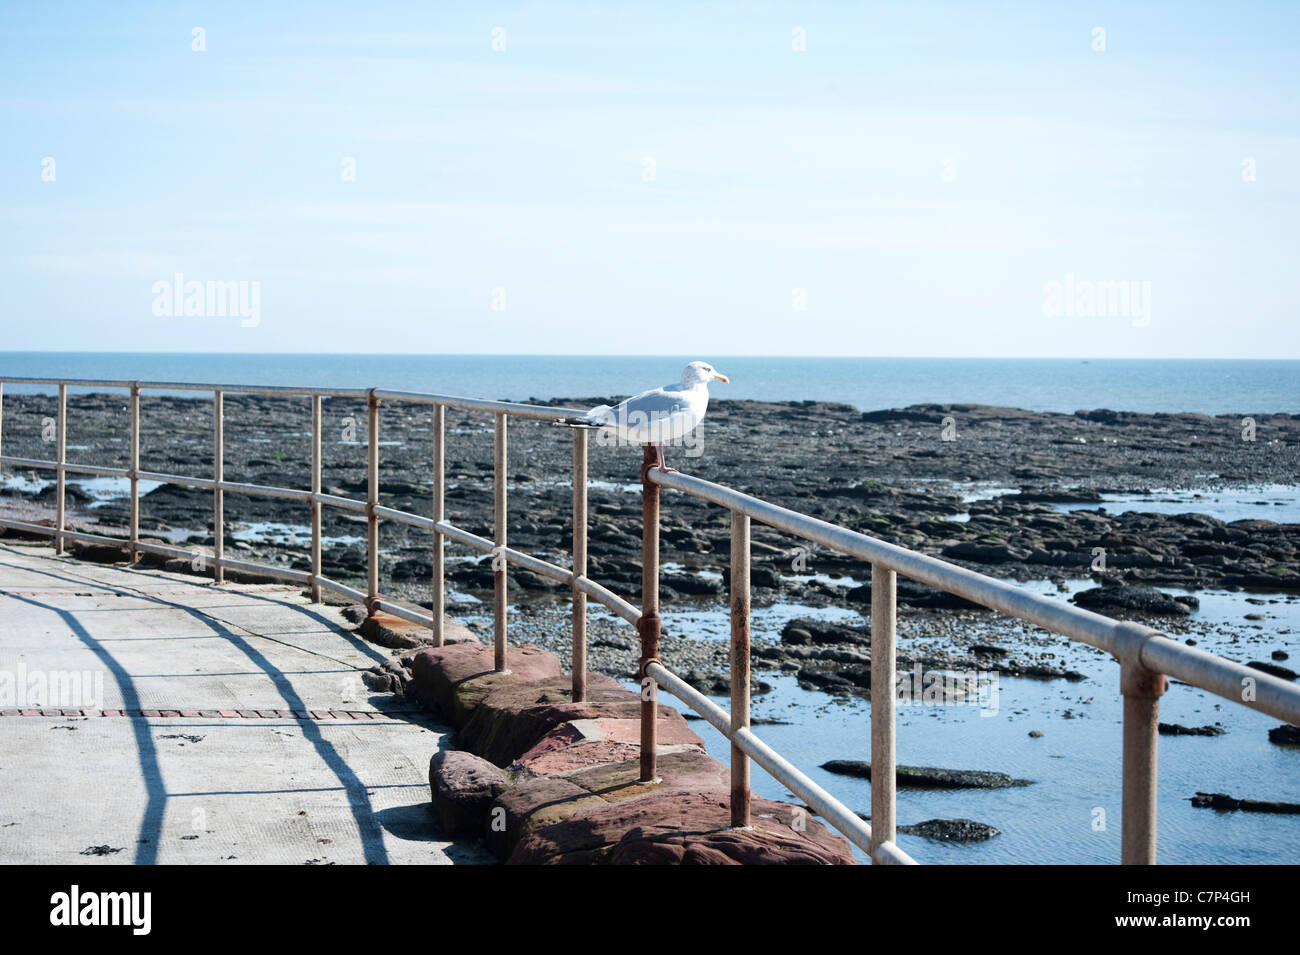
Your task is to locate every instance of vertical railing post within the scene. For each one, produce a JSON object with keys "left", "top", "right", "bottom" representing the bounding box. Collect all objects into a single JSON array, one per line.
[
  {"left": 571, "top": 428, "right": 588, "bottom": 701},
  {"left": 493, "top": 412, "right": 508, "bottom": 672},
  {"left": 1121, "top": 661, "right": 1166, "bottom": 865},
  {"left": 870, "top": 563, "right": 897, "bottom": 862},
  {"left": 129, "top": 383, "right": 140, "bottom": 562},
  {"left": 431, "top": 403, "right": 445, "bottom": 646},
  {"left": 213, "top": 390, "right": 224, "bottom": 583},
  {"left": 54, "top": 383, "right": 66, "bottom": 554},
  {"left": 310, "top": 394, "right": 322, "bottom": 603},
  {"left": 0, "top": 380, "right": 5, "bottom": 483},
  {"left": 366, "top": 389, "right": 380, "bottom": 615},
  {"left": 729, "top": 510, "right": 751, "bottom": 828},
  {"left": 637, "top": 443, "right": 662, "bottom": 784}
]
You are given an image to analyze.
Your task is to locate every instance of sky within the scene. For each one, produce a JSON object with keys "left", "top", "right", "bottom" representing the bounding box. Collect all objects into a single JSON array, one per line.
[{"left": 1, "top": 1, "right": 1298, "bottom": 358}]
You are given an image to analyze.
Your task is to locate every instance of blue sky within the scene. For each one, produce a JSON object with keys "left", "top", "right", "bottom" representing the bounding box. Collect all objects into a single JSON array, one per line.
[{"left": 2, "top": 1, "right": 1297, "bottom": 357}]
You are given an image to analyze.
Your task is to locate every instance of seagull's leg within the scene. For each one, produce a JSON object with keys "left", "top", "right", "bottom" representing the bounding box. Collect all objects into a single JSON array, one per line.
[{"left": 655, "top": 443, "right": 678, "bottom": 473}]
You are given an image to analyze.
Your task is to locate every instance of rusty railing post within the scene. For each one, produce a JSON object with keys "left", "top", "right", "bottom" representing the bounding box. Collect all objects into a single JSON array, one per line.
[
  {"left": 571, "top": 427, "right": 588, "bottom": 702},
  {"left": 1121, "top": 660, "right": 1167, "bottom": 864},
  {"left": 129, "top": 383, "right": 140, "bottom": 562},
  {"left": 366, "top": 389, "right": 380, "bottom": 614},
  {"left": 310, "top": 394, "right": 322, "bottom": 603},
  {"left": 431, "top": 403, "right": 445, "bottom": 646},
  {"left": 637, "top": 443, "right": 662, "bottom": 783},
  {"left": 55, "top": 383, "right": 66, "bottom": 554},
  {"left": 493, "top": 411, "right": 508, "bottom": 671},
  {"left": 730, "top": 509, "right": 751, "bottom": 827},
  {"left": 870, "top": 563, "right": 897, "bottom": 862},
  {"left": 213, "top": 389, "right": 224, "bottom": 582}
]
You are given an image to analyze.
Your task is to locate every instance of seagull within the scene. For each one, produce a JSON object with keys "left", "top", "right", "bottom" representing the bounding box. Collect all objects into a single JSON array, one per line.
[{"left": 558, "top": 361, "right": 729, "bottom": 472}]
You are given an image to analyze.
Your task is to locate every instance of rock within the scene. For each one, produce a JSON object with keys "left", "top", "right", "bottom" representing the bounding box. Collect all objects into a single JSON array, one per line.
[
  {"left": 399, "top": 643, "right": 562, "bottom": 726},
  {"left": 360, "top": 614, "right": 435, "bottom": 650},
  {"left": 896, "top": 818, "right": 1001, "bottom": 842},
  {"left": 1267, "top": 724, "right": 1300, "bottom": 747},
  {"left": 485, "top": 776, "right": 606, "bottom": 859},
  {"left": 429, "top": 750, "right": 509, "bottom": 835},
  {"left": 1158, "top": 723, "right": 1226, "bottom": 737},
  {"left": 846, "top": 580, "right": 985, "bottom": 611},
  {"left": 942, "top": 541, "right": 1031, "bottom": 563},
  {"left": 563, "top": 748, "right": 731, "bottom": 805},
  {"left": 1016, "top": 488, "right": 1103, "bottom": 503},
  {"left": 360, "top": 660, "right": 410, "bottom": 694},
  {"left": 820, "top": 760, "right": 1033, "bottom": 789},
  {"left": 340, "top": 604, "right": 369, "bottom": 624},
  {"left": 68, "top": 540, "right": 131, "bottom": 563},
  {"left": 1028, "top": 730, "right": 1043, "bottom": 738},
  {"left": 680, "top": 668, "right": 774, "bottom": 696},
  {"left": 1273, "top": 650, "right": 1290, "bottom": 661},
  {"left": 508, "top": 791, "right": 855, "bottom": 865},
  {"left": 1246, "top": 660, "right": 1298, "bottom": 681},
  {"left": 1190, "top": 792, "right": 1300, "bottom": 815},
  {"left": 780, "top": 618, "right": 867, "bottom": 646},
  {"left": 455, "top": 676, "right": 642, "bottom": 766},
  {"left": 1071, "top": 584, "right": 1198, "bottom": 616},
  {"left": 661, "top": 573, "right": 723, "bottom": 596}
]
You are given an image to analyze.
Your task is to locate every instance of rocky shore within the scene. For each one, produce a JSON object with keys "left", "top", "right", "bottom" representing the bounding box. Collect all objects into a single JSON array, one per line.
[{"left": 2, "top": 392, "right": 1298, "bottom": 690}]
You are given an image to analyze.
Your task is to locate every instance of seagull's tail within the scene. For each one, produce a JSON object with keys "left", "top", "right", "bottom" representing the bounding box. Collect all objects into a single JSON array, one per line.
[{"left": 554, "top": 404, "right": 613, "bottom": 429}]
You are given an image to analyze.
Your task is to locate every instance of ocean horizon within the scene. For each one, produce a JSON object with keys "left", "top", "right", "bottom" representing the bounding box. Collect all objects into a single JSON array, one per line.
[{"left": 1, "top": 352, "right": 1296, "bottom": 416}]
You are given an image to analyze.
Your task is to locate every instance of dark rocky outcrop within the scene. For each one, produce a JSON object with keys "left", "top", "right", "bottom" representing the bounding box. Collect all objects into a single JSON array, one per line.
[
  {"left": 821, "top": 760, "right": 1033, "bottom": 789},
  {"left": 679, "top": 668, "right": 774, "bottom": 696},
  {"left": 1267, "top": 724, "right": 1300, "bottom": 746},
  {"left": 896, "top": 818, "right": 1001, "bottom": 842},
  {"left": 1245, "top": 660, "right": 1298, "bottom": 681},
  {"left": 1190, "top": 792, "right": 1300, "bottom": 814},
  {"left": 1158, "top": 723, "right": 1227, "bottom": 737},
  {"left": 1072, "top": 585, "right": 1198, "bottom": 617}
]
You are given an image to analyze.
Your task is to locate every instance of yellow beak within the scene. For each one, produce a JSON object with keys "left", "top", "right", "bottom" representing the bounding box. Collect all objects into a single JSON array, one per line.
[{"left": 713, "top": 372, "right": 729, "bottom": 383}]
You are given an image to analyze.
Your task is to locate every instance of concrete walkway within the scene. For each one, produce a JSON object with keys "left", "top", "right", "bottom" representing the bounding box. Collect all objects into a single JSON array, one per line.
[{"left": 0, "top": 542, "right": 490, "bottom": 865}]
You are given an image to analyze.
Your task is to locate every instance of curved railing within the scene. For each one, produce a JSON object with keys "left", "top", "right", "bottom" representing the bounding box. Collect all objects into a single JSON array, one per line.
[{"left": 2, "top": 375, "right": 1298, "bottom": 866}]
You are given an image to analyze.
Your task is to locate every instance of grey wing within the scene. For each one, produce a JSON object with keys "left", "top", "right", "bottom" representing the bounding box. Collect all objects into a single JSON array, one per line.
[{"left": 619, "top": 387, "right": 687, "bottom": 420}]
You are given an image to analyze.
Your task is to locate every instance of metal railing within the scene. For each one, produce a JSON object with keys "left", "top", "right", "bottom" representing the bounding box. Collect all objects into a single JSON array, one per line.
[{"left": 2, "top": 376, "right": 1298, "bottom": 867}]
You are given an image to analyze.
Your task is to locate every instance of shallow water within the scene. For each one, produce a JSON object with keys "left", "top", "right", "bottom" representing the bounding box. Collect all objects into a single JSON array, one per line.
[
  {"left": 1052, "top": 485, "right": 1300, "bottom": 524},
  {"left": 642, "top": 582, "right": 1300, "bottom": 865}
]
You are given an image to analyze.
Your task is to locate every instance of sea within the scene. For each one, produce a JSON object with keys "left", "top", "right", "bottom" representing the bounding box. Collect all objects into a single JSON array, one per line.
[{"left": 0, "top": 353, "right": 1296, "bottom": 414}]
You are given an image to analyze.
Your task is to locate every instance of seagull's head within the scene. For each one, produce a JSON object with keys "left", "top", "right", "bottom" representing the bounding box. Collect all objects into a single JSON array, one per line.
[{"left": 681, "top": 361, "right": 729, "bottom": 387}]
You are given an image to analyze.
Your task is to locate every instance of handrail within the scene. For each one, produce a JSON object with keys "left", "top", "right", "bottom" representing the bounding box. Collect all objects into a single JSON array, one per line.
[
  {"left": 645, "top": 468, "right": 1300, "bottom": 726},
  {"left": 1, "top": 375, "right": 1297, "bottom": 867}
]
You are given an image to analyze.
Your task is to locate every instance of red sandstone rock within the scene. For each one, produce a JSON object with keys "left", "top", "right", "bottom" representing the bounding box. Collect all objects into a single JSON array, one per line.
[
  {"left": 564, "top": 748, "right": 730, "bottom": 803},
  {"left": 360, "top": 612, "right": 480, "bottom": 651},
  {"left": 514, "top": 718, "right": 705, "bottom": 775},
  {"left": 455, "top": 676, "right": 634, "bottom": 765},
  {"left": 402, "top": 639, "right": 854, "bottom": 864},
  {"left": 509, "top": 791, "right": 855, "bottom": 865},
  {"left": 401, "top": 643, "right": 560, "bottom": 725},
  {"left": 485, "top": 776, "right": 607, "bottom": 859},
  {"left": 429, "top": 749, "right": 510, "bottom": 835}
]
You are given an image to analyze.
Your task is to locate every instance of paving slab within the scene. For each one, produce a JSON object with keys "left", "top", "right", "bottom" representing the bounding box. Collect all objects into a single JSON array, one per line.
[{"left": 0, "top": 542, "right": 491, "bottom": 865}]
